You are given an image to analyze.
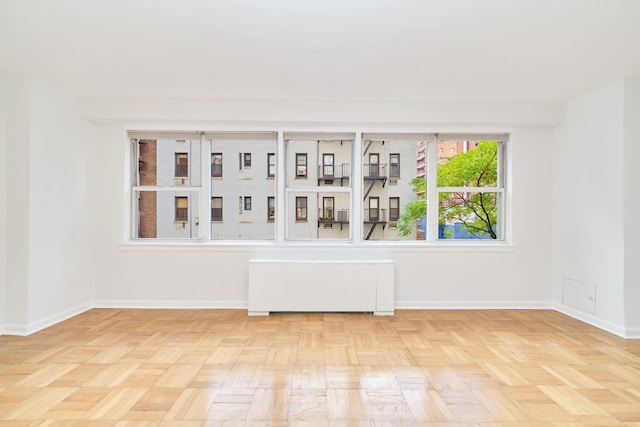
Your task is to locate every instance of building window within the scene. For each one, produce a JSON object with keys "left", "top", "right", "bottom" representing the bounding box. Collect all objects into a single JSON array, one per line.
[
  {"left": 244, "top": 196, "right": 252, "bottom": 211},
  {"left": 390, "top": 153, "right": 400, "bottom": 177},
  {"left": 267, "top": 197, "right": 275, "bottom": 221},
  {"left": 212, "top": 153, "right": 222, "bottom": 177},
  {"left": 175, "top": 153, "right": 188, "bottom": 177},
  {"left": 175, "top": 196, "right": 188, "bottom": 221},
  {"left": 368, "top": 153, "right": 380, "bottom": 178},
  {"left": 322, "top": 197, "right": 334, "bottom": 220},
  {"left": 296, "top": 153, "right": 307, "bottom": 178},
  {"left": 389, "top": 197, "right": 400, "bottom": 221},
  {"left": 367, "top": 197, "right": 380, "bottom": 222},
  {"left": 267, "top": 153, "right": 276, "bottom": 177},
  {"left": 296, "top": 197, "right": 307, "bottom": 221},
  {"left": 244, "top": 152, "right": 252, "bottom": 168},
  {"left": 322, "top": 154, "right": 334, "bottom": 178},
  {"left": 211, "top": 197, "right": 223, "bottom": 221}
]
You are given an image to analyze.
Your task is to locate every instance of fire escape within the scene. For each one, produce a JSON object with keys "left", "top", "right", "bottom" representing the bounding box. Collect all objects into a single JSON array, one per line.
[{"left": 363, "top": 140, "right": 388, "bottom": 240}]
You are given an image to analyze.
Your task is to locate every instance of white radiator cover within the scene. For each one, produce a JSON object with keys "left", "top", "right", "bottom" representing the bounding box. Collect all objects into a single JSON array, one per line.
[{"left": 248, "top": 259, "right": 394, "bottom": 316}]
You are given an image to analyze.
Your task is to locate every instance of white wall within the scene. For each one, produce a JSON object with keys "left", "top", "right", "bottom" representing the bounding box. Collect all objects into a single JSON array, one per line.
[
  {"left": 552, "top": 80, "right": 626, "bottom": 335},
  {"left": 27, "top": 78, "right": 96, "bottom": 329},
  {"left": 0, "top": 74, "right": 95, "bottom": 334},
  {"left": 0, "top": 74, "right": 7, "bottom": 330},
  {"left": 623, "top": 77, "right": 640, "bottom": 335},
  {"left": 2, "top": 73, "right": 31, "bottom": 331},
  {"left": 90, "top": 100, "right": 555, "bottom": 310}
]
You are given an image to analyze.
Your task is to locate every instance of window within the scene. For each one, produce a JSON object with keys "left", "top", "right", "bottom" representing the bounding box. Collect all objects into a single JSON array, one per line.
[
  {"left": 131, "top": 131, "right": 507, "bottom": 244},
  {"left": 212, "top": 153, "right": 222, "bottom": 177},
  {"left": 389, "top": 197, "right": 399, "bottom": 221},
  {"left": 286, "top": 135, "right": 354, "bottom": 240},
  {"left": 175, "top": 153, "right": 188, "bottom": 177},
  {"left": 436, "top": 139, "right": 505, "bottom": 240},
  {"left": 368, "top": 153, "right": 380, "bottom": 178},
  {"left": 132, "top": 137, "right": 201, "bottom": 239},
  {"left": 322, "top": 154, "right": 334, "bottom": 178},
  {"left": 210, "top": 135, "right": 276, "bottom": 240},
  {"left": 212, "top": 197, "right": 223, "bottom": 221},
  {"left": 267, "top": 197, "right": 275, "bottom": 221},
  {"left": 322, "top": 197, "right": 334, "bottom": 220},
  {"left": 267, "top": 153, "right": 276, "bottom": 177},
  {"left": 175, "top": 197, "right": 188, "bottom": 221},
  {"left": 296, "top": 197, "right": 307, "bottom": 221},
  {"left": 367, "top": 197, "right": 380, "bottom": 222},
  {"left": 296, "top": 153, "right": 307, "bottom": 178},
  {"left": 390, "top": 154, "right": 400, "bottom": 177}
]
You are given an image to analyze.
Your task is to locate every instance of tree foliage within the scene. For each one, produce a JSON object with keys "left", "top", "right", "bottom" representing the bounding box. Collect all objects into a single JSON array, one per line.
[{"left": 398, "top": 141, "right": 498, "bottom": 239}]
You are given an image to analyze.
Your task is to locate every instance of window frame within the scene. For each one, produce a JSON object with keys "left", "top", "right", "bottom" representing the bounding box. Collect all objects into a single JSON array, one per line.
[
  {"left": 211, "top": 153, "right": 222, "bottom": 177},
  {"left": 175, "top": 196, "right": 188, "bottom": 222},
  {"left": 389, "top": 153, "right": 400, "bottom": 177},
  {"left": 267, "top": 196, "right": 275, "bottom": 221},
  {"left": 295, "top": 153, "right": 307, "bottom": 178},
  {"left": 128, "top": 131, "right": 509, "bottom": 246},
  {"left": 175, "top": 153, "right": 188, "bottom": 177},
  {"left": 389, "top": 197, "right": 400, "bottom": 221},
  {"left": 295, "top": 196, "right": 308, "bottom": 221},
  {"left": 267, "top": 153, "right": 276, "bottom": 177},
  {"left": 211, "top": 196, "right": 223, "bottom": 222}
]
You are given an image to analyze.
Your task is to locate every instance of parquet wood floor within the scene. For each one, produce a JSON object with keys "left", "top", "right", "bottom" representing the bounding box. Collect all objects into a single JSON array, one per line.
[{"left": 1, "top": 309, "right": 639, "bottom": 426}]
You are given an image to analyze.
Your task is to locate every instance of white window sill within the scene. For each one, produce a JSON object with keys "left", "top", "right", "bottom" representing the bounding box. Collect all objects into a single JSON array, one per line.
[{"left": 119, "top": 240, "right": 516, "bottom": 253}]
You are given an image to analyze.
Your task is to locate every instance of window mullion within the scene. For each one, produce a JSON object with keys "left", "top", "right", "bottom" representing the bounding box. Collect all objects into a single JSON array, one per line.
[
  {"left": 200, "top": 133, "right": 210, "bottom": 241},
  {"left": 276, "top": 131, "right": 286, "bottom": 243},
  {"left": 426, "top": 139, "right": 438, "bottom": 242},
  {"left": 352, "top": 132, "right": 363, "bottom": 243}
]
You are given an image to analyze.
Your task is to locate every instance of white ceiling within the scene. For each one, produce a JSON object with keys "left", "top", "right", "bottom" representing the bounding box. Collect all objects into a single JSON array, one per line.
[{"left": 1, "top": 0, "right": 639, "bottom": 103}]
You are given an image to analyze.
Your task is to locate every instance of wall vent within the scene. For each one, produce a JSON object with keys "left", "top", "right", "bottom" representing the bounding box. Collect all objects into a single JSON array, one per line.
[{"left": 562, "top": 277, "right": 596, "bottom": 314}]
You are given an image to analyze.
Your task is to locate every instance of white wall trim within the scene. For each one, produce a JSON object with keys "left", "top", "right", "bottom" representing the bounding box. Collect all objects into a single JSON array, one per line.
[
  {"left": 1, "top": 302, "right": 93, "bottom": 336},
  {"left": 625, "top": 328, "right": 640, "bottom": 340},
  {"left": 396, "top": 301, "right": 551, "bottom": 310},
  {"left": 553, "top": 303, "right": 628, "bottom": 339},
  {"left": 94, "top": 300, "right": 248, "bottom": 310},
  {"left": 3, "top": 302, "right": 637, "bottom": 339}
]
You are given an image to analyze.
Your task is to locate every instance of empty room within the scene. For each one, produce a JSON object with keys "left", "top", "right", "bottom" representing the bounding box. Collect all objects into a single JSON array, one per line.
[{"left": 1, "top": 0, "right": 640, "bottom": 425}]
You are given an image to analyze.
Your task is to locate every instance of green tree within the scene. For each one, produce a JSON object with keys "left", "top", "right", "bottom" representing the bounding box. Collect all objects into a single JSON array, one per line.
[{"left": 398, "top": 141, "right": 498, "bottom": 239}]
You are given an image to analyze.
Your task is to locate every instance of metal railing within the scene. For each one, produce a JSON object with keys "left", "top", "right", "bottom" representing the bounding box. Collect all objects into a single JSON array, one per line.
[
  {"left": 363, "top": 208, "right": 387, "bottom": 222},
  {"left": 317, "top": 163, "right": 351, "bottom": 180},
  {"left": 318, "top": 208, "right": 349, "bottom": 223},
  {"left": 363, "top": 163, "right": 387, "bottom": 179}
]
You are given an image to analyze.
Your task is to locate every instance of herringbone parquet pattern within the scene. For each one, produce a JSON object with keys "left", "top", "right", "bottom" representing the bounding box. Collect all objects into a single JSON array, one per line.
[{"left": 0, "top": 309, "right": 639, "bottom": 426}]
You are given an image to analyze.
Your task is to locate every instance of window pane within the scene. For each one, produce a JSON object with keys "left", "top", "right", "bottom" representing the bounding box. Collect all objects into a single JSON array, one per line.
[
  {"left": 436, "top": 140, "right": 498, "bottom": 187},
  {"left": 136, "top": 139, "right": 201, "bottom": 187},
  {"left": 134, "top": 190, "right": 200, "bottom": 239},
  {"left": 212, "top": 153, "right": 223, "bottom": 177},
  {"left": 287, "top": 191, "right": 350, "bottom": 240},
  {"left": 210, "top": 137, "right": 276, "bottom": 240},
  {"left": 267, "top": 197, "right": 275, "bottom": 221},
  {"left": 286, "top": 138, "right": 353, "bottom": 241},
  {"left": 362, "top": 136, "right": 421, "bottom": 241},
  {"left": 438, "top": 191, "right": 502, "bottom": 239},
  {"left": 267, "top": 153, "right": 276, "bottom": 177}
]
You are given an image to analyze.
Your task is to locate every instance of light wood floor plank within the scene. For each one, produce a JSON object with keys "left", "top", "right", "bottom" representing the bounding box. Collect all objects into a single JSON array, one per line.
[{"left": 0, "top": 308, "right": 638, "bottom": 424}]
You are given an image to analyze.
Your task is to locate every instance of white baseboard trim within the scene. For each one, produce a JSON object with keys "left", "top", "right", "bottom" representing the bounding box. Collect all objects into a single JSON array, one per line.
[
  {"left": 1, "top": 302, "right": 93, "bottom": 337},
  {"left": 553, "top": 304, "right": 630, "bottom": 339},
  {"left": 625, "top": 327, "right": 640, "bottom": 340},
  {"left": 396, "top": 300, "right": 552, "bottom": 310},
  {"left": 94, "top": 300, "right": 248, "bottom": 310}
]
